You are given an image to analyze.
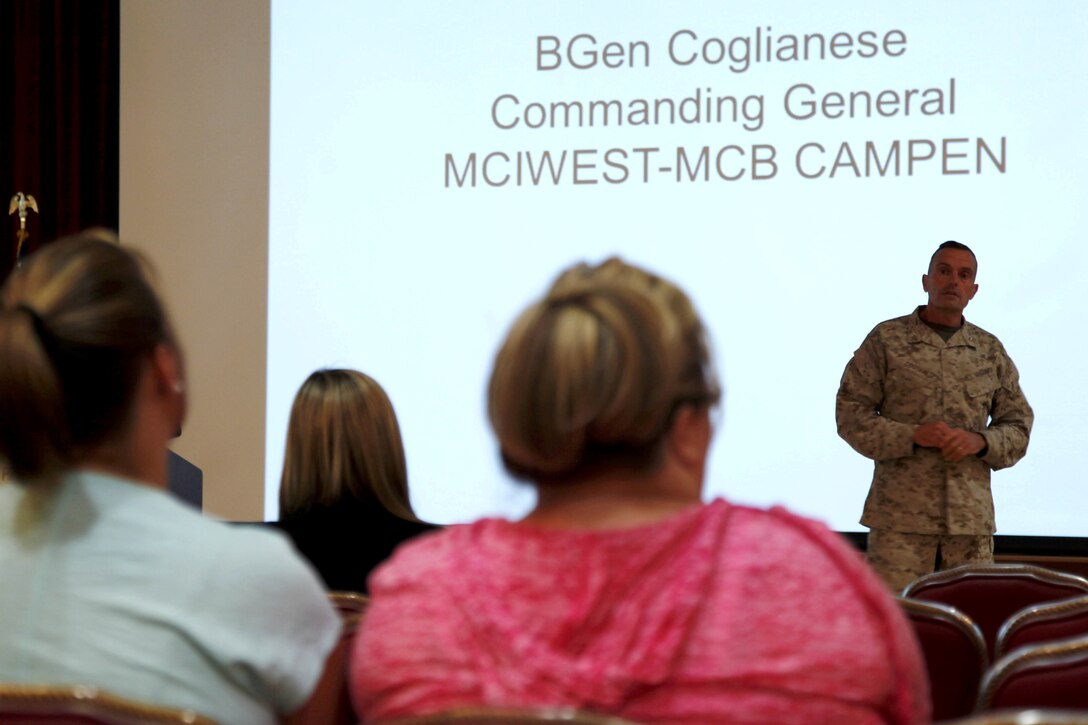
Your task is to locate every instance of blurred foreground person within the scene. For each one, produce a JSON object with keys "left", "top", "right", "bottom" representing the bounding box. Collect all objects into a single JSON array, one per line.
[
  {"left": 273, "top": 369, "right": 435, "bottom": 593},
  {"left": 351, "top": 258, "right": 929, "bottom": 725},
  {"left": 0, "top": 231, "right": 341, "bottom": 725}
]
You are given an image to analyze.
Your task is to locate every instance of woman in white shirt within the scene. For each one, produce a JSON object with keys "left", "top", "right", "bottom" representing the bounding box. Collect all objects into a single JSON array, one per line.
[{"left": 0, "top": 230, "right": 341, "bottom": 725}]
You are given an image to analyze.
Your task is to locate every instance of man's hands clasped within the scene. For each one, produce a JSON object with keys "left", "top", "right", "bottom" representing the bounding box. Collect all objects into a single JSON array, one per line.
[{"left": 913, "top": 421, "right": 986, "bottom": 462}]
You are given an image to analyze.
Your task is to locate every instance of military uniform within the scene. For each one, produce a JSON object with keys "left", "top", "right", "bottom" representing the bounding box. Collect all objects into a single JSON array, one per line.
[{"left": 837, "top": 306, "right": 1033, "bottom": 589}]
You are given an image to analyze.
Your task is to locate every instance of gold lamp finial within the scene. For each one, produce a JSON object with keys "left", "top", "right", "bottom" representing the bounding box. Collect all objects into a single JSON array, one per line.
[{"left": 8, "top": 191, "right": 39, "bottom": 265}]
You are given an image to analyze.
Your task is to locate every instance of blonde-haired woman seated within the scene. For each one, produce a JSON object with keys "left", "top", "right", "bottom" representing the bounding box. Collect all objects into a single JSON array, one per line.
[
  {"left": 272, "top": 369, "right": 435, "bottom": 593},
  {"left": 0, "top": 232, "right": 341, "bottom": 725},
  {"left": 351, "top": 258, "right": 929, "bottom": 725}
]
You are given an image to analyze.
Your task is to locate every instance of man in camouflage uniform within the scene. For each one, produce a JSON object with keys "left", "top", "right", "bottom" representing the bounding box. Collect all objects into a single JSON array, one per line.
[{"left": 836, "top": 241, "right": 1033, "bottom": 592}]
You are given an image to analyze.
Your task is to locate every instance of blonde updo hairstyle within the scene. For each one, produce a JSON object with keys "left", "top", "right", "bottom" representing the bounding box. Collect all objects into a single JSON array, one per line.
[
  {"left": 0, "top": 230, "right": 177, "bottom": 484},
  {"left": 279, "top": 369, "right": 421, "bottom": 522},
  {"left": 488, "top": 257, "right": 720, "bottom": 483}
]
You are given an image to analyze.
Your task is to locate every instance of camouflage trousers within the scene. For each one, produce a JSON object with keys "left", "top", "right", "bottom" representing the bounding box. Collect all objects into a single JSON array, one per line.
[{"left": 866, "top": 529, "right": 994, "bottom": 593}]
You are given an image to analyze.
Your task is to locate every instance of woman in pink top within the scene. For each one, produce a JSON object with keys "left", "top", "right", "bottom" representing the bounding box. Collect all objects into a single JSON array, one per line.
[{"left": 351, "top": 259, "right": 929, "bottom": 725}]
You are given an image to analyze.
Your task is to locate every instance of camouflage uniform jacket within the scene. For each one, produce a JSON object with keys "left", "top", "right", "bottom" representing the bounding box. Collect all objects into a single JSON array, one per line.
[{"left": 836, "top": 306, "right": 1033, "bottom": 535}]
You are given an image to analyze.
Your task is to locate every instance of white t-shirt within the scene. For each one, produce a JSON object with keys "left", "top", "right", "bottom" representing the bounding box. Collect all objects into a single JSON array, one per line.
[{"left": 0, "top": 469, "right": 341, "bottom": 725}]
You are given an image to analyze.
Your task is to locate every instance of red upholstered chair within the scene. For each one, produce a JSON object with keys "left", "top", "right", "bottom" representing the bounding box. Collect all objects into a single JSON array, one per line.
[
  {"left": 939, "top": 709, "right": 1088, "bottom": 724},
  {"left": 371, "top": 708, "right": 643, "bottom": 724},
  {"left": 899, "top": 597, "right": 988, "bottom": 721},
  {"left": 996, "top": 596, "right": 1088, "bottom": 659},
  {"left": 976, "top": 635, "right": 1088, "bottom": 712},
  {"left": 0, "top": 684, "right": 216, "bottom": 724},
  {"left": 902, "top": 564, "right": 1088, "bottom": 659}
]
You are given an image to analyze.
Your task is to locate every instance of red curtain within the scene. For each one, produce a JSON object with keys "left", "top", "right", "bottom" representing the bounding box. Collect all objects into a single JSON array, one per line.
[{"left": 0, "top": 0, "right": 119, "bottom": 284}]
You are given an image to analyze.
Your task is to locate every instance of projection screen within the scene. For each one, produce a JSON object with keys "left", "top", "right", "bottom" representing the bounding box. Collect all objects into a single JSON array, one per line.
[{"left": 268, "top": 1, "right": 1088, "bottom": 535}]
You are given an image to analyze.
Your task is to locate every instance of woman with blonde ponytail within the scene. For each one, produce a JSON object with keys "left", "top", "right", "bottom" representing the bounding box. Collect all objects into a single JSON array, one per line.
[{"left": 0, "top": 231, "right": 342, "bottom": 725}]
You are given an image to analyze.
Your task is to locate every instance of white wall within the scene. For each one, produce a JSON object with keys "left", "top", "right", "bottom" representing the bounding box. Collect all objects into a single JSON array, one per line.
[{"left": 120, "top": 0, "right": 269, "bottom": 520}]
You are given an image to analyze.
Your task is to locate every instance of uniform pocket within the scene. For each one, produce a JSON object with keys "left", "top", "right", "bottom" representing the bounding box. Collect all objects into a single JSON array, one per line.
[
  {"left": 965, "top": 373, "right": 998, "bottom": 400},
  {"left": 964, "top": 372, "right": 999, "bottom": 425}
]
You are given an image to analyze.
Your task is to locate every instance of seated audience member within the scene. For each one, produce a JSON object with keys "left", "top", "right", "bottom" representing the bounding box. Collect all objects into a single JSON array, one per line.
[
  {"left": 272, "top": 369, "right": 435, "bottom": 592},
  {"left": 0, "top": 231, "right": 341, "bottom": 725},
  {"left": 351, "top": 258, "right": 929, "bottom": 725}
]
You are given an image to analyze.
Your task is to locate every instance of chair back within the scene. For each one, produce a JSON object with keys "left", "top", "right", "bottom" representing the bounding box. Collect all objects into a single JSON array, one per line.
[
  {"left": 939, "top": 709, "right": 1088, "bottom": 724},
  {"left": 903, "top": 564, "right": 1088, "bottom": 658},
  {"left": 997, "top": 595, "right": 1088, "bottom": 659},
  {"left": 372, "top": 707, "right": 643, "bottom": 724},
  {"left": 978, "top": 635, "right": 1088, "bottom": 711},
  {"left": 899, "top": 597, "right": 988, "bottom": 721},
  {"left": 0, "top": 684, "right": 216, "bottom": 724},
  {"left": 328, "top": 590, "right": 370, "bottom": 618}
]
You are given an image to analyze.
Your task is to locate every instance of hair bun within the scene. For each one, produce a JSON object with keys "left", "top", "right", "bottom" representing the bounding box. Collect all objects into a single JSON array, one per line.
[{"left": 488, "top": 258, "right": 719, "bottom": 483}]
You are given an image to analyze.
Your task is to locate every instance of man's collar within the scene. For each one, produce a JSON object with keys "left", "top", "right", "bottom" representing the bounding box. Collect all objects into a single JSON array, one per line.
[{"left": 910, "top": 305, "right": 976, "bottom": 346}]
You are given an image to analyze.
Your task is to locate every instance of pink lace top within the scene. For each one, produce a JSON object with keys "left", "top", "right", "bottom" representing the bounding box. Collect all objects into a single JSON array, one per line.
[{"left": 351, "top": 499, "right": 929, "bottom": 724}]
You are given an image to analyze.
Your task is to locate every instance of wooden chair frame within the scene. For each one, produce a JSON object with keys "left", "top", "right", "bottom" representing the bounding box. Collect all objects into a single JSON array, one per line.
[
  {"left": 940, "top": 708, "right": 1088, "bottom": 725},
  {"left": 902, "top": 564, "right": 1088, "bottom": 658},
  {"left": 996, "top": 595, "right": 1088, "bottom": 659},
  {"left": 899, "top": 597, "right": 988, "bottom": 721},
  {"left": 977, "top": 635, "right": 1088, "bottom": 712},
  {"left": 903, "top": 564, "right": 1088, "bottom": 600},
  {"left": 328, "top": 590, "right": 371, "bottom": 617},
  {"left": 0, "top": 683, "right": 216, "bottom": 724}
]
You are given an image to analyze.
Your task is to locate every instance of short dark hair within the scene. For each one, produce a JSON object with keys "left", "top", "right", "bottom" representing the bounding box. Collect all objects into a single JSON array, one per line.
[{"left": 929, "top": 240, "right": 977, "bottom": 276}]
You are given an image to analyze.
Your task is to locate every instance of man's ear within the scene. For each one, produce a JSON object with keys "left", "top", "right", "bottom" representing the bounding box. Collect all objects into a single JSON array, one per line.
[{"left": 922, "top": 273, "right": 931, "bottom": 293}]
